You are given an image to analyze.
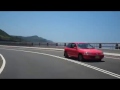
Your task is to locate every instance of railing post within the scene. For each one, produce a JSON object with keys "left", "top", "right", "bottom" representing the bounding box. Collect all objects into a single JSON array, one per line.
[
  {"left": 115, "top": 43, "right": 118, "bottom": 49},
  {"left": 99, "top": 43, "right": 102, "bottom": 48},
  {"left": 56, "top": 43, "right": 58, "bottom": 46},
  {"left": 32, "top": 42, "right": 33, "bottom": 46},
  {"left": 47, "top": 43, "right": 49, "bottom": 46},
  {"left": 64, "top": 43, "right": 66, "bottom": 46}
]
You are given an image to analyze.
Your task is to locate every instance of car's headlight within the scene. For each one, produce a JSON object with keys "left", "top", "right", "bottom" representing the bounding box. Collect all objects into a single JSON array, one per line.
[{"left": 84, "top": 52, "right": 91, "bottom": 55}]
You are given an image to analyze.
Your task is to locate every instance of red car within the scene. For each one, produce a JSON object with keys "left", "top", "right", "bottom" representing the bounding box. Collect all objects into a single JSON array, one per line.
[{"left": 64, "top": 42, "right": 104, "bottom": 61}]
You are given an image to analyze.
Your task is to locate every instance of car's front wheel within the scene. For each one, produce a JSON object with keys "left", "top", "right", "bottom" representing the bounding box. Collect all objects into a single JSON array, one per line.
[
  {"left": 64, "top": 51, "right": 69, "bottom": 58},
  {"left": 78, "top": 54, "right": 84, "bottom": 61}
]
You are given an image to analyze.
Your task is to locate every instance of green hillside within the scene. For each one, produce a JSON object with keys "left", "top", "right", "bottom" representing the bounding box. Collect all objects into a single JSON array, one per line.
[
  {"left": 14, "top": 35, "right": 53, "bottom": 43},
  {"left": 0, "top": 29, "right": 53, "bottom": 43},
  {"left": 0, "top": 29, "right": 22, "bottom": 42}
]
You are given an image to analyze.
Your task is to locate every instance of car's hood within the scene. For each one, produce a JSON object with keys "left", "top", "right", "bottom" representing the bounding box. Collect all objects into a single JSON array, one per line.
[{"left": 78, "top": 48, "right": 102, "bottom": 53}]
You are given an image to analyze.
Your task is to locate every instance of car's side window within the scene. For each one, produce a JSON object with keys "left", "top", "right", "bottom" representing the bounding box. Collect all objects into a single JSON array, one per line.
[{"left": 71, "top": 43, "right": 76, "bottom": 48}]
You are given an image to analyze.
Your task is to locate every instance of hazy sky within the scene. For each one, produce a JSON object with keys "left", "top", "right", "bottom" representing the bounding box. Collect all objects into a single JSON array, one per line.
[{"left": 0, "top": 11, "right": 120, "bottom": 43}]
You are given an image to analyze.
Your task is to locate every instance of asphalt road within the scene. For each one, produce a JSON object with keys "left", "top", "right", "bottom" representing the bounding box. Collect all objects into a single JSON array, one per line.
[
  {"left": 0, "top": 56, "right": 2, "bottom": 68},
  {"left": 0, "top": 46, "right": 120, "bottom": 79}
]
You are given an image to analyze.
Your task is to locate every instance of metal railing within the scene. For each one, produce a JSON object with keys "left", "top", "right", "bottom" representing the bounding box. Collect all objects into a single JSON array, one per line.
[{"left": 0, "top": 41, "right": 120, "bottom": 49}]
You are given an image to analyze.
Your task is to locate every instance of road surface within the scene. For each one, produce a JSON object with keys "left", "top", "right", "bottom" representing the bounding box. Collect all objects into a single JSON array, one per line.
[
  {"left": 0, "top": 46, "right": 120, "bottom": 79},
  {"left": 0, "top": 56, "right": 2, "bottom": 69}
]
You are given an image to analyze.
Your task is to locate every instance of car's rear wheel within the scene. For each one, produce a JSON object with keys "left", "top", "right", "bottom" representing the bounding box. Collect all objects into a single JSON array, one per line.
[
  {"left": 64, "top": 51, "right": 69, "bottom": 58},
  {"left": 78, "top": 54, "right": 84, "bottom": 61}
]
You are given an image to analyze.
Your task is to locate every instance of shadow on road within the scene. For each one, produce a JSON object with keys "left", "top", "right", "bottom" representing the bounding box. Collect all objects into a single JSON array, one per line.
[{"left": 69, "top": 57, "right": 105, "bottom": 63}]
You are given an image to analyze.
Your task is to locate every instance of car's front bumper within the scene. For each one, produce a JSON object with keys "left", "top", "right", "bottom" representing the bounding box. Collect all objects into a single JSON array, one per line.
[{"left": 83, "top": 55, "right": 104, "bottom": 60}]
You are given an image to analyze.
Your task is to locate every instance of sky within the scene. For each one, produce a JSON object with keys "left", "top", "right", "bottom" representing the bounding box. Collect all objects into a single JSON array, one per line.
[{"left": 0, "top": 11, "right": 120, "bottom": 43}]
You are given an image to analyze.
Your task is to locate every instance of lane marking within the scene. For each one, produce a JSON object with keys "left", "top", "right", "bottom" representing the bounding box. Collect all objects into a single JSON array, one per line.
[
  {"left": 0, "top": 45, "right": 64, "bottom": 51},
  {"left": 28, "top": 49, "right": 64, "bottom": 52},
  {"left": 104, "top": 52, "right": 120, "bottom": 57},
  {"left": 0, "top": 48, "right": 120, "bottom": 79},
  {"left": 99, "top": 48, "right": 120, "bottom": 51},
  {"left": 0, "top": 54, "right": 6, "bottom": 74},
  {"left": 105, "top": 56, "right": 120, "bottom": 60}
]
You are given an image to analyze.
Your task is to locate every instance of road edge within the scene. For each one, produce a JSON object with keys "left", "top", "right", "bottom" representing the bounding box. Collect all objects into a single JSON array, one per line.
[{"left": 0, "top": 54, "right": 6, "bottom": 74}]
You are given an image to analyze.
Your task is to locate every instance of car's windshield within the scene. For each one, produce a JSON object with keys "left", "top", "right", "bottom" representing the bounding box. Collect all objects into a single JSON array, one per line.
[{"left": 77, "top": 43, "right": 94, "bottom": 49}]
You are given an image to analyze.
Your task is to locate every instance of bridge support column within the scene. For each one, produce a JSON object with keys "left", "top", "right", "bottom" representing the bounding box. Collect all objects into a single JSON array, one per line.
[
  {"left": 47, "top": 43, "right": 49, "bottom": 46},
  {"left": 32, "top": 42, "right": 33, "bottom": 46},
  {"left": 64, "top": 43, "right": 66, "bottom": 46},
  {"left": 56, "top": 43, "right": 58, "bottom": 46},
  {"left": 115, "top": 43, "right": 118, "bottom": 49},
  {"left": 99, "top": 43, "right": 102, "bottom": 48}
]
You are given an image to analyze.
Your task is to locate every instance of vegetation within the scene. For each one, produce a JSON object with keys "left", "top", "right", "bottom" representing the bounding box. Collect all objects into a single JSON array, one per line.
[{"left": 0, "top": 29, "right": 53, "bottom": 43}]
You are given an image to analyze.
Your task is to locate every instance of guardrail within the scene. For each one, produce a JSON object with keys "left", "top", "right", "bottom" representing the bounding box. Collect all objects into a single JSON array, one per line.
[{"left": 0, "top": 41, "right": 120, "bottom": 49}]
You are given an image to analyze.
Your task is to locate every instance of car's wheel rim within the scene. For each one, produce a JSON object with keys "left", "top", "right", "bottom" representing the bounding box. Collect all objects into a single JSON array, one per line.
[
  {"left": 79, "top": 55, "right": 82, "bottom": 60},
  {"left": 65, "top": 52, "right": 68, "bottom": 57}
]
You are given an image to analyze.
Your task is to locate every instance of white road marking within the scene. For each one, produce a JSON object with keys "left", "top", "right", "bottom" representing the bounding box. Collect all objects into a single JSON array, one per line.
[
  {"left": 0, "top": 48, "right": 120, "bottom": 79},
  {"left": 105, "top": 56, "right": 120, "bottom": 60},
  {"left": 104, "top": 52, "right": 120, "bottom": 56},
  {"left": 30, "top": 49, "right": 64, "bottom": 52},
  {"left": 0, "top": 54, "right": 6, "bottom": 74},
  {"left": 0, "top": 45, "right": 64, "bottom": 51},
  {"left": 99, "top": 48, "right": 120, "bottom": 51}
]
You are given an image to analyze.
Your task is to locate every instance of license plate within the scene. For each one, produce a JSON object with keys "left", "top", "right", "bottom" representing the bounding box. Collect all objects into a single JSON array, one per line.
[{"left": 95, "top": 56, "right": 100, "bottom": 58}]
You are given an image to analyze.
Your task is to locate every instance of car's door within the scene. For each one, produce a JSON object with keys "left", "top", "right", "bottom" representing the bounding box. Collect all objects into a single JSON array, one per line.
[
  {"left": 70, "top": 43, "right": 78, "bottom": 57},
  {"left": 66, "top": 43, "right": 72, "bottom": 56}
]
